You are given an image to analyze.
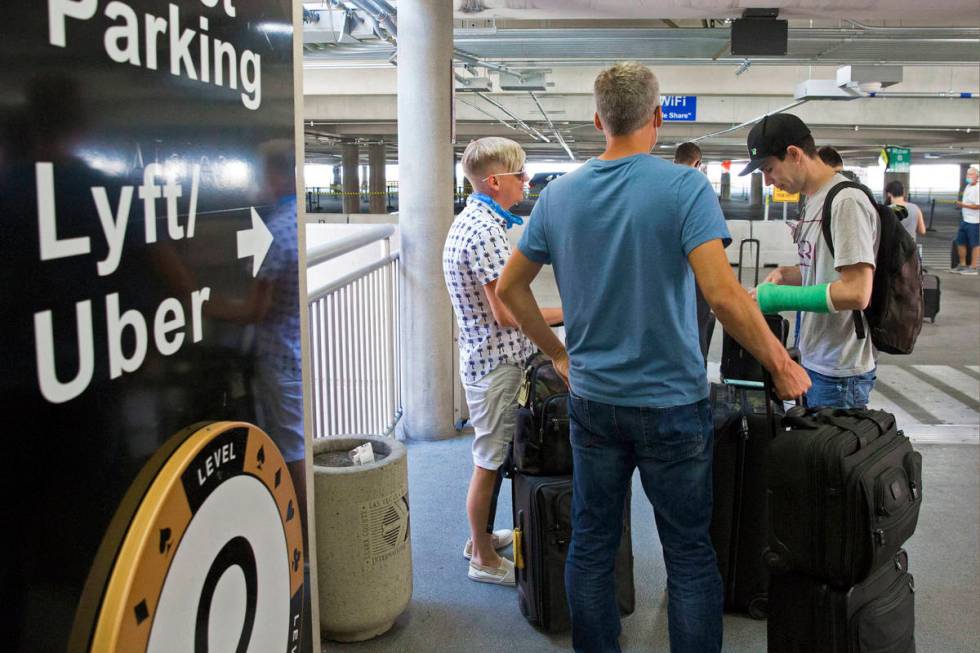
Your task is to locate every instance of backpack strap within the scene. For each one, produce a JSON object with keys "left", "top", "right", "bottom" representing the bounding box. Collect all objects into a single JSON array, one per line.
[{"left": 820, "top": 181, "right": 876, "bottom": 341}]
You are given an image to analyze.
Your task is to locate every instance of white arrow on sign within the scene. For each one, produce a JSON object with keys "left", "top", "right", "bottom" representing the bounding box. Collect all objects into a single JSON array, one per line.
[{"left": 237, "top": 207, "right": 274, "bottom": 277}]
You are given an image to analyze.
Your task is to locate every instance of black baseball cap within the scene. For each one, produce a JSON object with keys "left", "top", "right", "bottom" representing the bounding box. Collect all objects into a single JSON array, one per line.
[{"left": 738, "top": 113, "right": 812, "bottom": 176}]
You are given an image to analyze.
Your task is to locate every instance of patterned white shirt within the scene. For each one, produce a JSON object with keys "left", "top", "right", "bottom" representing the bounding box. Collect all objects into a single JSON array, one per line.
[{"left": 443, "top": 196, "right": 536, "bottom": 384}]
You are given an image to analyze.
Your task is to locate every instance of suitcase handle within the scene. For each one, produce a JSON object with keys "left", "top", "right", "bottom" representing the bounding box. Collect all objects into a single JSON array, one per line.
[
  {"left": 738, "top": 238, "right": 761, "bottom": 286},
  {"left": 763, "top": 348, "right": 806, "bottom": 437}
]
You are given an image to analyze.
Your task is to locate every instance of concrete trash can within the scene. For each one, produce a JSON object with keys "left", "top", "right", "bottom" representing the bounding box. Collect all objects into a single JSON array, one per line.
[{"left": 313, "top": 435, "right": 412, "bottom": 642}]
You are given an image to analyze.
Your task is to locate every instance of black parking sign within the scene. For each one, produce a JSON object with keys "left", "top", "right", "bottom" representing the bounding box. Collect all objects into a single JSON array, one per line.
[{"left": 0, "top": 2, "right": 311, "bottom": 651}]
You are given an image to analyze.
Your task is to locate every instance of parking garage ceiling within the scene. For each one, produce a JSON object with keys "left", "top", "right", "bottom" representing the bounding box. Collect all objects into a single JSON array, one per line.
[
  {"left": 450, "top": 1, "right": 980, "bottom": 22},
  {"left": 301, "top": 1, "right": 980, "bottom": 166}
]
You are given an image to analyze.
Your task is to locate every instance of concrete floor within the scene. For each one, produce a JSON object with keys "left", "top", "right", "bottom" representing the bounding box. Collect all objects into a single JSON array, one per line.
[
  {"left": 323, "top": 199, "right": 979, "bottom": 652},
  {"left": 323, "top": 439, "right": 978, "bottom": 653}
]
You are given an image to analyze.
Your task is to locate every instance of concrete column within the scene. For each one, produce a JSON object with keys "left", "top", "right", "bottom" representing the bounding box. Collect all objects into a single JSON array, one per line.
[
  {"left": 397, "top": 0, "right": 455, "bottom": 441},
  {"left": 369, "top": 143, "right": 387, "bottom": 214},
  {"left": 720, "top": 172, "right": 731, "bottom": 200},
  {"left": 341, "top": 143, "right": 360, "bottom": 213},
  {"left": 750, "top": 172, "right": 763, "bottom": 208}
]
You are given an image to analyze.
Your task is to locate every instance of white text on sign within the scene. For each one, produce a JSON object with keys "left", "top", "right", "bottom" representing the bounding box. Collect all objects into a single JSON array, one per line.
[
  {"left": 37, "top": 162, "right": 200, "bottom": 276},
  {"left": 195, "top": 441, "right": 238, "bottom": 486},
  {"left": 33, "top": 161, "right": 216, "bottom": 404},
  {"left": 47, "top": 0, "right": 262, "bottom": 110}
]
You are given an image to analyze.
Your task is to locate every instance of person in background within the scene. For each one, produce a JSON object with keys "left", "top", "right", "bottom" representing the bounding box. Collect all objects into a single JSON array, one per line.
[
  {"left": 674, "top": 141, "right": 702, "bottom": 169},
  {"left": 885, "top": 180, "right": 926, "bottom": 242},
  {"left": 953, "top": 167, "right": 979, "bottom": 275},
  {"left": 442, "top": 137, "right": 563, "bottom": 586},
  {"left": 497, "top": 63, "right": 809, "bottom": 653},
  {"left": 817, "top": 145, "right": 860, "bottom": 183},
  {"left": 675, "top": 141, "right": 713, "bottom": 366}
]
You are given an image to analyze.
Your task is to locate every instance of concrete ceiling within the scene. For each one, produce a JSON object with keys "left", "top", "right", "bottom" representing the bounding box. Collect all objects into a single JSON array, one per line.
[
  {"left": 302, "top": 2, "right": 980, "bottom": 167},
  {"left": 451, "top": 0, "right": 980, "bottom": 22}
]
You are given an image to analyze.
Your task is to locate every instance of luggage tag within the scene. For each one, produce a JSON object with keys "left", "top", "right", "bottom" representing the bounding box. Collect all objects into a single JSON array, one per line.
[{"left": 517, "top": 370, "right": 531, "bottom": 407}]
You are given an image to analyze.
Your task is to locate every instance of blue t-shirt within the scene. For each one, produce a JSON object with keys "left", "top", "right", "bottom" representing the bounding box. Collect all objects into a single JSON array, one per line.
[{"left": 518, "top": 154, "right": 730, "bottom": 408}]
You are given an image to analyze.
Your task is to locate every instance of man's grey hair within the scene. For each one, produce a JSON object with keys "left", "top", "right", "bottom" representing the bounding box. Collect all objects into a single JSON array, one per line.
[
  {"left": 593, "top": 62, "right": 660, "bottom": 137},
  {"left": 461, "top": 137, "right": 526, "bottom": 185}
]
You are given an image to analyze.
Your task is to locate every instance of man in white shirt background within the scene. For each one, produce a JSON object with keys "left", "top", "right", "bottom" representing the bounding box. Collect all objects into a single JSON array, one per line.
[{"left": 954, "top": 167, "right": 979, "bottom": 275}]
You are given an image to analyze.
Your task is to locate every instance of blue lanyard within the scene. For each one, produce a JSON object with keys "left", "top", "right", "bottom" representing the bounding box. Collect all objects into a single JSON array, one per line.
[{"left": 470, "top": 193, "right": 524, "bottom": 230}]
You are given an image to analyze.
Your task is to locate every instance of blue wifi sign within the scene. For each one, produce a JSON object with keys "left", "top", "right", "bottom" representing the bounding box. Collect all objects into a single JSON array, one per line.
[{"left": 662, "top": 96, "right": 697, "bottom": 122}]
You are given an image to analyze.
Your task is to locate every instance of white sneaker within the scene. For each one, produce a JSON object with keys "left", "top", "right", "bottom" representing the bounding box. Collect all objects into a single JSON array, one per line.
[
  {"left": 963, "top": 268, "right": 979, "bottom": 276},
  {"left": 462, "top": 529, "right": 514, "bottom": 559},
  {"left": 468, "top": 557, "right": 516, "bottom": 586}
]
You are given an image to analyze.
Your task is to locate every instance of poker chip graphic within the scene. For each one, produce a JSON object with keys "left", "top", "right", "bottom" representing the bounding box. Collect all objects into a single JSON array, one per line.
[{"left": 71, "top": 421, "right": 304, "bottom": 653}]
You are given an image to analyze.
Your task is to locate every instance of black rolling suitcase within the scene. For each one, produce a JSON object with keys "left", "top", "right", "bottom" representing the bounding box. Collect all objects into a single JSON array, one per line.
[
  {"left": 766, "top": 409, "right": 923, "bottom": 588},
  {"left": 921, "top": 274, "right": 939, "bottom": 323},
  {"left": 709, "top": 382, "right": 781, "bottom": 619},
  {"left": 511, "top": 473, "right": 635, "bottom": 633},
  {"left": 768, "top": 550, "right": 916, "bottom": 653},
  {"left": 514, "top": 353, "right": 573, "bottom": 476}
]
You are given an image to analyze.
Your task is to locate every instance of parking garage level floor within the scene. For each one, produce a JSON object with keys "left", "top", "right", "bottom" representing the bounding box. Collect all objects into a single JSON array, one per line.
[{"left": 323, "top": 438, "right": 978, "bottom": 653}]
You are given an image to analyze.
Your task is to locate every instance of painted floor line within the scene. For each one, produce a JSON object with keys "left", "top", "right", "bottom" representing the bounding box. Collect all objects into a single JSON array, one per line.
[
  {"left": 876, "top": 365, "right": 977, "bottom": 425},
  {"left": 867, "top": 390, "right": 920, "bottom": 428},
  {"left": 911, "top": 365, "right": 979, "bottom": 415},
  {"left": 904, "top": 424, "right": 979, "bottom": 445}
]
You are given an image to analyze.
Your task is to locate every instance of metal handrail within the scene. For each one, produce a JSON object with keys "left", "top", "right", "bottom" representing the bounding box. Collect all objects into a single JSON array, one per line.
[
  {"left": 308, "top": 253, "right": 399, "bottom": 303},
  {"left": 306, "top": 224, "right": 395, "bottom": 267},
  {"left": 306, "top": 224, "right": 401, "bottom": 438}
]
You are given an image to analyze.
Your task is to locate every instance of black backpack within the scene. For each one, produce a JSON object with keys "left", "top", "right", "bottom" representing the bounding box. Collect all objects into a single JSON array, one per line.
[
  {"left": 821, "top": 182, "right": 923, "bottom": 355},
  {"left": 513, "top": 353, "right": 572, "bottom": 476}
]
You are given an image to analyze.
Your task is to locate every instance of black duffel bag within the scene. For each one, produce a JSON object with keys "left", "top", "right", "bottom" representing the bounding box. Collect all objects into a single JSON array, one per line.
[
  {"left": 513, "top": 353, "right": 572, "bottom": 476},
  {"left": 766, "top": 408, "right": 923, "bottom": 587}
]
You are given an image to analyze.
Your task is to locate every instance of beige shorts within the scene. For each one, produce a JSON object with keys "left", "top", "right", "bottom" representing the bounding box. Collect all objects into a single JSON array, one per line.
[{"left": 464, "top": 363, "right": 522, "bottom": 470}]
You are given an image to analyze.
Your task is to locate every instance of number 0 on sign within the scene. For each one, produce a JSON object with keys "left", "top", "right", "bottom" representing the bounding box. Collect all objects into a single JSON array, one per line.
[{"left": 74, "top": 422, "right": 305, "bottom": 653}]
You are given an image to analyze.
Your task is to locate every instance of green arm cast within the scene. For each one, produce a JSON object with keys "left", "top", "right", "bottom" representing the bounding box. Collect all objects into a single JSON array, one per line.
[{"left": 757, "top": 282, "right": 833, "bottom": 314}]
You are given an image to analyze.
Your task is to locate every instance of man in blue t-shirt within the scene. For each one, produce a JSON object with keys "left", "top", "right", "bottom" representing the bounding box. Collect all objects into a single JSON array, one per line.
[{"left": 497, "top": 63, "right": 810, "bottom": 653}]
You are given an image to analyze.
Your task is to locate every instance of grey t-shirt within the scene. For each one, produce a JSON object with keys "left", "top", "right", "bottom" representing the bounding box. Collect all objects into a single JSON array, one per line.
[
  {"left": 896, "top": 202, "right": 922, "bottom": 242},
  {"left": 794, "top": 174, "right": 880, "bottom": 377}
]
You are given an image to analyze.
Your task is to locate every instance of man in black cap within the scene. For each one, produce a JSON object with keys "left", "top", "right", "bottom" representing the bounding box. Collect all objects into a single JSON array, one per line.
[{"left": 740, "top": 113, "right": 880, "bottom": 409}]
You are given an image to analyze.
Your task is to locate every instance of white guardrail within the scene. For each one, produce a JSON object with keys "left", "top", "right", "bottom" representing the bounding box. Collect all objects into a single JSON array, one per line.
[{"left": 307, "top": 224, "right": 401, "bottom": 438}]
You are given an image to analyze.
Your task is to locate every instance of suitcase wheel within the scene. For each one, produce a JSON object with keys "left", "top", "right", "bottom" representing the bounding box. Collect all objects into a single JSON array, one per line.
[{"left": 748, "top": 596, "right": 769, "bottom": 620}]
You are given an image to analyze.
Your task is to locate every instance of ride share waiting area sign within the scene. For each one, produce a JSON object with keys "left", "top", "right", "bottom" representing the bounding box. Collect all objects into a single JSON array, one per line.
[{"left": 0, "top": 2, "right": 312, "bottom": 652}]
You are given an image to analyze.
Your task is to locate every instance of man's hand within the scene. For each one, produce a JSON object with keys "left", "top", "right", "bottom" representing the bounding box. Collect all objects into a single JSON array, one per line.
[
  {"left": 551, "top": 349, "right": 570, "bottom": 388},
  {"left": 763, "top": 268, "right": 784, "bottom": 285},
  {"left": 770, "top": 357, "right": 811, "bottom": 401},
  {"left": 750, "top": 267, "right": 794, "bottom": 298}
]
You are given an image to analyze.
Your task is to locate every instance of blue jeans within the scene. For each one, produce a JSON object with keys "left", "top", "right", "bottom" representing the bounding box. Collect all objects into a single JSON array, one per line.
[
  {"left": 805, "top": 367, "right": 876, "bottom": 409},
  {"left": 565, "top": 394, "right": 722, "bottom": 653}
]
